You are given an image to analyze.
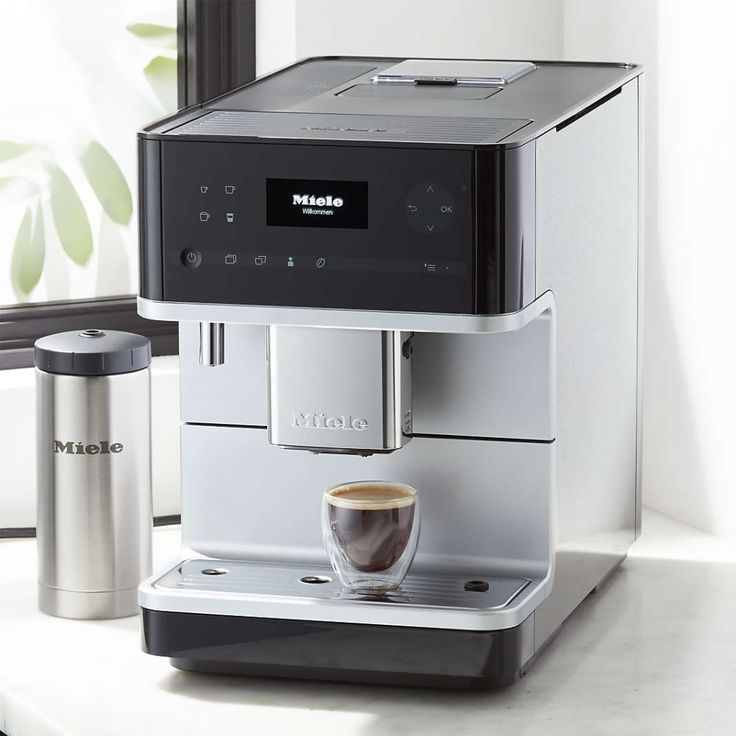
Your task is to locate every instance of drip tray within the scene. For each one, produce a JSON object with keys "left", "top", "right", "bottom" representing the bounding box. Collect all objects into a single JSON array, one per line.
[{"left": 145, "top": 558, "right": 544, "bottom": 631}]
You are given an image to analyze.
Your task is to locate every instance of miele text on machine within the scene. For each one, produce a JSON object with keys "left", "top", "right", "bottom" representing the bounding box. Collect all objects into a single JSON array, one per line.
[
  {"left": 292, "top": 192, "right": 344, "bottom": 216},
  {"left": 292, "top": 193, "right": 344, "bottom": 208},
  {"left": 291, "top": 412, "right": 369, "bottom": 431}
]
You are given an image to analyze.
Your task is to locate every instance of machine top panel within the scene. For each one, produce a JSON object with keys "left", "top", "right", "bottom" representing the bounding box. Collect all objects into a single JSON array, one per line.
[
  {"left": 167, "top": 111, "right": 532, "bottom": 146},
  {"left": 143, "top": 57, "right": 641, "bottom": 148}
]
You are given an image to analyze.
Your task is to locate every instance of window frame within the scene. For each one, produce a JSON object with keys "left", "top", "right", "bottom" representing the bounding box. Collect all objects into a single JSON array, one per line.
[{"left": 0, "top": 0, "right": 256, "bottom": 370}]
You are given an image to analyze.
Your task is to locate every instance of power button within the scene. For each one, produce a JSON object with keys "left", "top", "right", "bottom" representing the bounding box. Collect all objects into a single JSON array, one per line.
[{"left": 181, "top": 248, "right": 202, "bottom": 268}]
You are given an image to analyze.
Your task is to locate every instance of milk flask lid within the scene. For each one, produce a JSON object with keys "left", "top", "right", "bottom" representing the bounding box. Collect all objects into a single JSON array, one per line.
[{"left": 34, "top": 329, "right": 151, "bottom": 376}]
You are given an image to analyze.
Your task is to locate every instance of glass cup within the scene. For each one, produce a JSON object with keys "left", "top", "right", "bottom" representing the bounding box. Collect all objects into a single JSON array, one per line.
[{"left": 322, "top": 481, "right": 420, "bottom": 594}]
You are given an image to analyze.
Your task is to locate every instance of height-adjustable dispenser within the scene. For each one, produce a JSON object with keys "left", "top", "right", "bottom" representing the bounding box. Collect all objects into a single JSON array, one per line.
[{"left": 137, "top": 57, "right": 641, "bottom": 689}]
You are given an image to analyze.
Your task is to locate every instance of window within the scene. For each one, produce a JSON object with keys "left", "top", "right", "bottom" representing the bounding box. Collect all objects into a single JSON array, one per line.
[
  {"left": 0, "top": 0, "right": 255, "bottom": 369},
  {"left": 1, "top": 0, "right": 177, "bottom": 307}
]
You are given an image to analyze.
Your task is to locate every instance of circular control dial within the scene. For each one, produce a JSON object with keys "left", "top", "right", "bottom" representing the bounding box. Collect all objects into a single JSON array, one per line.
[{"left": 405, "top": 183, "right": 456, "bottom": 235}]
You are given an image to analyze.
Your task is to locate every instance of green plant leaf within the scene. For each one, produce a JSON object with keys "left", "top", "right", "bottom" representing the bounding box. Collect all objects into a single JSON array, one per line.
[
  {"left": 80, "top": 140, "right": 132, "bottom": 225},
  {"left": 49, "top": 166, "right": 93, "bottom": 265},
  {"left": 126, "top": 23, "right": 177, "bottom": 49},
  {"left": 0, "top": 140, "right": 33, "bottom": 163},
  {"left": 0, "top": 176, "right": 14, "bottom": 189},
  {"left": 144, "top": 55, "right": 177, "bottom": 111},
  {"left": 10, "top": 207, "right": 45, "bottom": 297}
]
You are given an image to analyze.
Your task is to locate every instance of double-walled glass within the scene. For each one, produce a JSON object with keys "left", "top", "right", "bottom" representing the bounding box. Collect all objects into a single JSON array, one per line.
[{"left": 322, "top": 481, "right": 420, "bottom": 594}]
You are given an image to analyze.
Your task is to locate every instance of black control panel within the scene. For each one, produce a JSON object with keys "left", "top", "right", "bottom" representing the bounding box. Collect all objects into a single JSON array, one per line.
[{"left": 156, "top": 141, "right": 475, "bottom": 313}]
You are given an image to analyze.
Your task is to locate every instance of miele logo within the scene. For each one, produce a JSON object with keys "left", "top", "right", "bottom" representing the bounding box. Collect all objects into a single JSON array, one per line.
[
  {"left": 292, "top": 413, "right": 368, "bottom": 431},
  {"left": 292, "top": 194, "right": 344, "bottom": 208},
  {"left": 53, "top": 440, "right": 123, "bottom": 455}
]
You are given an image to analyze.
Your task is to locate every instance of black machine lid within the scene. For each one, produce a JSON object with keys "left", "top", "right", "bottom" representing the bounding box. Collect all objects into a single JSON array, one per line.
[
  {"left": 34, "top": 329, "right": 151, "bottom": 376},
  {"left": 146, "top": 57, "right": 641, "bottom": 148}
]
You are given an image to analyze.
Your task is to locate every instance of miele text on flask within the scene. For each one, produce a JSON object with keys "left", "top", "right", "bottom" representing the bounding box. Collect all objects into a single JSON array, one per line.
[
  {"left": 292, "top": 412, "right": 368, "bottom": 431},
  {"left": 53, "top": 440, "right": 124, "bottom": 455}
]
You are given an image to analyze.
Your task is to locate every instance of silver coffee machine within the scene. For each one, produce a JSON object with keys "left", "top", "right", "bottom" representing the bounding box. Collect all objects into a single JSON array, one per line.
[{"left": 137, "top": 57, "right": 641, "bottom": 689}]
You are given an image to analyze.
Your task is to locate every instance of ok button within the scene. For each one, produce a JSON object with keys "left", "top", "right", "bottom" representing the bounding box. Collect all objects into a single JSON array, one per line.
[{"left": 405, "top": 182, "right": 456, "bottom": 235}]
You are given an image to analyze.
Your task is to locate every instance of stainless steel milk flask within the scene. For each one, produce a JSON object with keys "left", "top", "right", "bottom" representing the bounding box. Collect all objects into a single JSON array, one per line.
[{"left": 34, "top": 329, "right": 152, "bottom": 619}]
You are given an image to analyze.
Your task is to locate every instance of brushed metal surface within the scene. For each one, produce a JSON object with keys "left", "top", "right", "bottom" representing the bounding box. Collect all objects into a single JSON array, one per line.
[
  {"left": 178, "top": 425, "right": 553, "bottom": 579},
  {"left": 179, "top": 312, "right": 554, "bottom": 443},
  {"left": 180, "top": 323, "right": 268, "bottom": 426},
  {"left": 412, "top": 312, "right": 554, "bottom": 440},
  {"left": 38, "top": 583, "right": 139, "bottom": 620},
  {"left": 533, "top": 78, "right": 639, "bottom": 649},
  {"left": 36, "top": 369, "right": 152, "bottom": 618},
  {"left": 268, "top": 327, "right": 412, "bottom": 453}
]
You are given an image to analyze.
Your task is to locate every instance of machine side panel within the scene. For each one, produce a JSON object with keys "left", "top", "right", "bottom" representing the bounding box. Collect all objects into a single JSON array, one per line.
[{"left": 534, "top": 80, "right": 639, "bottom": 647}]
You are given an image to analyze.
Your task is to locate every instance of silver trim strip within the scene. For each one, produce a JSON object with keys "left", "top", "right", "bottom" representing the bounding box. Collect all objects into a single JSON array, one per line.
[{"left": 138, "top": 291, "right": 555, "bottom": 335}]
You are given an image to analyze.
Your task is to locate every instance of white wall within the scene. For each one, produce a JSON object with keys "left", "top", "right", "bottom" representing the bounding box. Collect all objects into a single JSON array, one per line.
[
  {"left": 256, "top": 0, "right": 564, "bottom": 75},
  {"left": 564, "top": 0, "right": 736, "bottom": 540},
  {"left": 294, "top": 0, "right": 563, "bottom": 60},
  {"left": 256, "top": 0, "right": 736, "bottom": 540},
  {"left": 256, "top": 0, "right": 297, "bottom": 76}
]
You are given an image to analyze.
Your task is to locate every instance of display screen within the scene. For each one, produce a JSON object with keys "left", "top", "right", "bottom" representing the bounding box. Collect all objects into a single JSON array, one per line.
[{"left": 267, "top": 178, "right": 368, "bottom": 229}]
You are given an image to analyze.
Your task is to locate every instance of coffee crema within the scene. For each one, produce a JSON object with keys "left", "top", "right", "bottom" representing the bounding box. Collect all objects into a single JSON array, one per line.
[
  {"left": 326, "top": 483, "right": 417, "bottom": 510},
  {"left": 326, "top": 482, "right": 417, "bottom": 573}
]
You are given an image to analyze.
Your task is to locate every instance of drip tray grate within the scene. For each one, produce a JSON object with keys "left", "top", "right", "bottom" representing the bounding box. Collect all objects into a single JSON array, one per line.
[{"left": 155, "top": 558, "right": 532, "bottom": 612}]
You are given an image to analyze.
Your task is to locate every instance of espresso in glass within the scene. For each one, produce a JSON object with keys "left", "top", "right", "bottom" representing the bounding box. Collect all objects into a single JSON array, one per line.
[{"left": 323, "top": 482, "right": 419, "bottom": 593}]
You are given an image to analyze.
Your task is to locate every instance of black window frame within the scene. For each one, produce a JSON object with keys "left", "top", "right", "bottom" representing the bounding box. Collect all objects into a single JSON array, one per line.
[{"left": 0, "top": 0, "right": 256, "bottom": 371}]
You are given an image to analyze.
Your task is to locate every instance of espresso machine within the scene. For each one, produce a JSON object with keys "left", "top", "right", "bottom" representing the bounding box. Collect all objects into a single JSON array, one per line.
[{"left": 137, "top": 57, "right": 641, "bottom": 689}]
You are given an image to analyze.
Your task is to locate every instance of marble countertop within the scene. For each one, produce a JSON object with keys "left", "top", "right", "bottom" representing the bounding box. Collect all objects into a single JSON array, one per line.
[{"left": 1, "top": 510, "right": 735, "bottom": 736}]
